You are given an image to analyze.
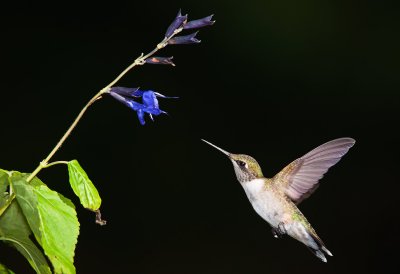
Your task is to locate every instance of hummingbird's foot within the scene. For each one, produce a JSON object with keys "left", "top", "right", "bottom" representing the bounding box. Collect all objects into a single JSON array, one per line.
[
  {"left": 272, "top": 228, "right": 281, "bottom": 239},
  {"left": 278, "top": 222, "right": 287, "bottom": 234},
  {"left": 272, "top": 222, "right": 287, "bottom": 239}
]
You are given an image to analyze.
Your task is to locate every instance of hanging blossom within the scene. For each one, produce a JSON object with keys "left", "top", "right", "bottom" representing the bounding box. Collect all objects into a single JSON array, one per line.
[
  {"left": 108, "top": 10, "right": 215, "bottom": 125},
  {"left": 109, "top": 87, "right": 177, "bottom": 125}
]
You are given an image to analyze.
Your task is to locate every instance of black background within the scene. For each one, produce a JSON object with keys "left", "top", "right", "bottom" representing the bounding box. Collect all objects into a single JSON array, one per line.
[{"left": 1, "top": 0, "right": 399, "bottom": 273}]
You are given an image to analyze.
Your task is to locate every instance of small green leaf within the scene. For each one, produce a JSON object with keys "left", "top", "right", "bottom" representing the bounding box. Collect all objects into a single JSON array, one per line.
[
  {"left": 67, "top": 160, "right": 102, "bottom": 211},
  {"left": 11, "top": 173, "right": 79, "bottom": 274},
  {"left": 0, "top": 263, "right": 16, "bottom": 274},
  {"left": 0, "top": 199, "right": 51, "bottom": 274}
]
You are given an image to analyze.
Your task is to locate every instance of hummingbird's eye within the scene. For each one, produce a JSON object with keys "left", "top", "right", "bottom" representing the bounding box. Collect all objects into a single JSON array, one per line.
[{"left": 237, "top": 160, "right": 247, "bottom": 167}]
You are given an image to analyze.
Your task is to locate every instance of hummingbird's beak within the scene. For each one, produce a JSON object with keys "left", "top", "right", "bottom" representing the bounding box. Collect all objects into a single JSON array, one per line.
[{"left": 201, "top": 139, "right": 231, "bottom": 157}]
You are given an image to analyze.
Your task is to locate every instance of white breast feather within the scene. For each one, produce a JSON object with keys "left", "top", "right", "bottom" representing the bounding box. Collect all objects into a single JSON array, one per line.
[{"left": 242, "top": 178, "right": 285, "bottom": 228}]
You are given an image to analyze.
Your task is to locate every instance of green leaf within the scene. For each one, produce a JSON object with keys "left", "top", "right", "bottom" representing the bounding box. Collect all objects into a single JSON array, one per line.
[
  {"left": 67, "top": 160, "right": 101, "bottom": 211},
  {"left": 0, "top": 169, "right": 9, "bottom": 209},
  {"left": 11, "top": 173, "right": 79, "bottom": 274},
  {"left": 10, "top": 173, "right": 42, "bottom": 243},
  {"left": 0, "top": 263, "right": 16, "bottom": 274},
  {"left": 0, "top": 199, "right": 51, "bottom": 274}
]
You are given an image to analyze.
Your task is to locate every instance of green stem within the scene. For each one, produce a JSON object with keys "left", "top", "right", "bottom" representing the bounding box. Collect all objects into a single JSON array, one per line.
[
  {"left": 26, "top": 30, "right": 181, "bottom": 183},
  {"left": 26, "top": 89, "right": 105, "bottom": 182},
  {"left": 43, "top": 161, "right": 69, "bottom": 168}
]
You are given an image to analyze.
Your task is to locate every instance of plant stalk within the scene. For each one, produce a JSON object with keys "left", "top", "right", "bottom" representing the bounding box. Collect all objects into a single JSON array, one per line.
[{"left": 26, "top": 31, "right": 180, "bottom": 182}]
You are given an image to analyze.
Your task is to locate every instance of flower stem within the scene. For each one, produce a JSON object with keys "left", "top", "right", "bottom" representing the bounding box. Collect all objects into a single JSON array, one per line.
[
  {"left": 26, "top": 89, "right": 106, "bottom": 182},
  {"left": 26, "top": 30, "right": 182, "bottom": 183}
]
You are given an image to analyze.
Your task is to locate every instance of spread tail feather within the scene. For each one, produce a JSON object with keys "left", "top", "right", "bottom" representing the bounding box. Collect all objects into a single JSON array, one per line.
[
  {"left": 309, "top": 248, "right": 327, "bottom": 262},
  {"left": 322, "top": 246, "right": 333, "bottom": 257},
  {"left": 307, "top": 233, "right": 333, "bottom": 262}
]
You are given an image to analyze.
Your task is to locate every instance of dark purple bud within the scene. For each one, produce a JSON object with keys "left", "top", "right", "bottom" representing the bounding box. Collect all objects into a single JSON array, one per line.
[
  {"left": 110, "top": 86, "right": 140, "bottom": 98},
  {"left": 168, "top": 32, "right": 201, "bottom": 45},
  {"left": 165, "top": 9, "right": 188, "bottom": 37},
  {"left": 183, "top": 15, "right": 215, "bottom": 30},
  {"left": 145, "top": 56, "right": 175, "bottom": 66}
]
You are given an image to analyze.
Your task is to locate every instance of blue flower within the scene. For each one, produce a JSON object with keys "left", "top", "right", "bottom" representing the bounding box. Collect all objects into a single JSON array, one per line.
[{"left": 109, "top": 87, "right": 177, "bottom": 125}]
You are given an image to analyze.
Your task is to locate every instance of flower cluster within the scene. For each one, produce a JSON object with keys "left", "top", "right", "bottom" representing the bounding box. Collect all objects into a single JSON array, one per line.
[
  {"left": 145, "top": 11, "right": 215, "bottom": 66},
  {"left": 165, "top": 10, "right": 215, "bottom": 43},
  {"left": 109, "top": 10, "right": 214, "bottom": 125},
  {"left": 109, "top": 87, "right": 177, "bottom": 125}
]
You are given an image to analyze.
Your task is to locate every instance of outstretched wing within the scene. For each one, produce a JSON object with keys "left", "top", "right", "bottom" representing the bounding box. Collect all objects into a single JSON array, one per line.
[{"left": 273, "top": 138, "right": 355, "bottom": 204}]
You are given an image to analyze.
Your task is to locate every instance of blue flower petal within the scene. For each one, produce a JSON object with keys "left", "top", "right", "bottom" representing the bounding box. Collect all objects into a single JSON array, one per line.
[
  {"left": 143, "top": 107, "right": 164, "bottom": 115},
  {"left": 127, "top": 100, "right": 145, "bottom": 111},
  {"left": 142, "top": 91, "right": 159, "bottom": 109},
  {"left": 136, "top": 109, "right": 146, "bottom": 125}
]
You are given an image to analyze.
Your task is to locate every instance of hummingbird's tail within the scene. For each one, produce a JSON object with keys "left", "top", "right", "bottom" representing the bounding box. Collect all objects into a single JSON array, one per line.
[
  {"left": 289, "top": 220, "right": 333, "bottom": 262},
  {"left": 306, "top": 233, "right": 333, "bottom": 263}
]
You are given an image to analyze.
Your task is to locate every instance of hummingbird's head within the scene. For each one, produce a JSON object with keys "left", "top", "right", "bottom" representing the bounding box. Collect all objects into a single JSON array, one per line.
[{"left": 202, "top": 139, "right": 264, "bottom": 184}]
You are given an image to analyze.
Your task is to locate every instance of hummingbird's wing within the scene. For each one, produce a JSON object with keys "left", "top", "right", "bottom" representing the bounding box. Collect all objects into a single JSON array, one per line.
[{"left": 272, "top": 138, "right": 355, "bottom": 204}]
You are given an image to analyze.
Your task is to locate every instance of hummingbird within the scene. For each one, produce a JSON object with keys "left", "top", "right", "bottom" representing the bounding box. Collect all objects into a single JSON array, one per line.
[{"left": 202, "top": 138, "right": 355, "bottom": 262}]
